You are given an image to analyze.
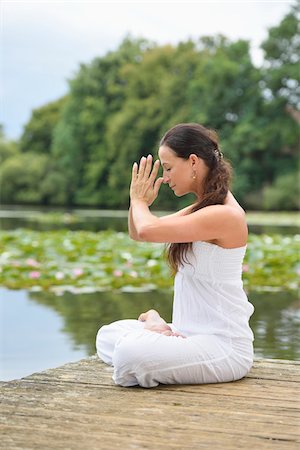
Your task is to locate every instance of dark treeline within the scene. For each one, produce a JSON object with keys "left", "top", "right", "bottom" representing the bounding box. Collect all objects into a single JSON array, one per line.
[{"left": 1, "top": 3, "right": 299, "bottom": 211}]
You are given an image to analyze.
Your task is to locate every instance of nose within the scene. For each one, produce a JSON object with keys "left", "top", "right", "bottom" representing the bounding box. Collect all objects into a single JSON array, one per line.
[{"left": 163, "top": 171, "right": 170, "bottom": 184}]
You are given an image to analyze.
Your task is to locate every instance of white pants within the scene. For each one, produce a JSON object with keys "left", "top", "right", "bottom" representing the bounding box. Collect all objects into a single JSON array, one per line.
[{"left": 96, "top": 319, "right": 253, "bottom": 388}]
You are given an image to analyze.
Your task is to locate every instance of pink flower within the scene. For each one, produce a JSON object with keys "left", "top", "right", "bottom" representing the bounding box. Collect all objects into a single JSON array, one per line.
[
  {"left": 29, "top": 271, "right": 41, "bottom": 279},
  {"left": 113, "top": 270, "right": 123, "bottom": 277},
  {"left": 26, "top": 258, "right": 39, "bottom": 267},
  {"left": 296, "top": 268, "right": 300, "bottom": 276},
  {"left": 73, "top": 268, "right": 84, "bottom": 277},
  {"left": 242, "top": 264, "right": 249, "bottom": 273}
]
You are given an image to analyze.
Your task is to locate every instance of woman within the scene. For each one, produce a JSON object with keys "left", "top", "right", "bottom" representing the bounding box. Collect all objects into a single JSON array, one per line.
[{"left": 96, "top": 123, "right": 254, "bottom": 388}]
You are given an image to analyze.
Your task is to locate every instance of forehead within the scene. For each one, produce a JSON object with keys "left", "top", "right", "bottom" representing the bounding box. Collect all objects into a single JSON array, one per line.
[{"left": 158, "top": 145, "right": 178, "bottom": 163}]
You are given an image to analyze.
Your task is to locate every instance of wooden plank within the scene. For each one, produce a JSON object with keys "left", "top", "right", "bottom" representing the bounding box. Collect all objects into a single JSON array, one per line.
[{"left": 0, "top": 357, "right": 299, "bottom": 450}]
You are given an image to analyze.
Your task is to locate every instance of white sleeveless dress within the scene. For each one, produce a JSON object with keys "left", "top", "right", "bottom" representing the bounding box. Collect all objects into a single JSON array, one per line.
[{"left": 96, "top": 241, "right": 254, "bottom": 388}]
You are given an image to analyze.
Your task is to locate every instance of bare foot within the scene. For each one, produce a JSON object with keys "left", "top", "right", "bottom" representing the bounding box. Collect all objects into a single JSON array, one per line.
[
  {"left": 138, "top": 309, "right": 162, "bottom": 322},
  {"left": 138, "top": 309, "right": 186, "bottom": 337}
]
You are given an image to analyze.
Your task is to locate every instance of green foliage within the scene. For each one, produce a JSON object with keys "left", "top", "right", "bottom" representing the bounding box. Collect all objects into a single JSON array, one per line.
[
  {"left": 261, "top": 1, "right": 300, "bottom": 108},
  {"left": 262, "top": 170, "right": 300, "bottom": 210},
  {"left": 0, "top": 152, "right": 50, "bottom": 203},
  {"left": 3, "top": 5, "right": 299, "bottom": 209},
  {"left": 51, "top": 37, "right": 153, "bottom": 206},
  {"left": 20, "top": 97, "right": 68, "bottom": 154},
  {"left": 0, "top": 127, "right": 19, "bottom": 163},
  {"left": 0, "top": 229, "right": 298, "bottom": 293}
]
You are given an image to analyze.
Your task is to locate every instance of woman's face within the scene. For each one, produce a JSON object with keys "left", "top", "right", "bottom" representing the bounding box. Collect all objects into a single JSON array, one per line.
[{"left": 158, "top": 145, "right": 209, "bottom": 198}]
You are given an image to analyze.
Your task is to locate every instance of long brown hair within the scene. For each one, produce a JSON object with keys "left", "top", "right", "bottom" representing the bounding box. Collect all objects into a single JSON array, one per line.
[{"left": 160, "top": 123, "right": 232, "bottom": 274}]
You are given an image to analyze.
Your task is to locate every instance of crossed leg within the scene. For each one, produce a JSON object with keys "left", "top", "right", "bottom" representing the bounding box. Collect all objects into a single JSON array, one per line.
[{"left": 95, "top": 314, "right": 249, "bottom": 388}]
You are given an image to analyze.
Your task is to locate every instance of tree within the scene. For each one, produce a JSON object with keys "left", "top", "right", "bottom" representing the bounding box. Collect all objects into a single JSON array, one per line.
[
  {"left": 19, "top": 97, "right": 68, "bottom": 154},
  {"left": 0, "top": 152, "right": 50, "bottom": 203},
  {"left": 5, "top": 6, "right": 299, "bottom": 210},
  {"left": 260, "top": 1, "right": 300, "bottom": 109},
  {"left": 51, "top": 36, "right": 154, "bottom": 205},
  {"left": 0, "top": 125, "right": 19, "bottom": 163},
  {"left": 257, "top": 1, "right": 300, "bottom": 209}
]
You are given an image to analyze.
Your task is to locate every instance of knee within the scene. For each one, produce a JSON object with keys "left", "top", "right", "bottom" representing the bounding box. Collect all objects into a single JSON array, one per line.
[
  {"left": 112, "top": 333, "right": 157, "bottom": 387},
  {"left": 96, "top": 324, "right": 114, "bottom": 365},
  {"left": 113, "top": 334, "right": 147, "bottom": 370}
]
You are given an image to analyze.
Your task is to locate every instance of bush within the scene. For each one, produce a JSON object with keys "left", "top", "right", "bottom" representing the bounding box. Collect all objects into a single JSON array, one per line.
[{"left": 262, "top": 171, "right": 300, "bottom": 210}]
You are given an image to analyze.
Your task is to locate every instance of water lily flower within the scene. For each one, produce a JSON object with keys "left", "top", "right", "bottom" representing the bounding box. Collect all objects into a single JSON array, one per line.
[
  {"left": 26, "top": 258, "right": 39, "bottom": 267},
  {"left": 129, "top": 270, "right": 138, "bottom": 278},
  {"left": 147, "top": 259, "right": 157, "bottom": 267},
  {"left": 73, "top": 268, "right": 84, "bottom": 277},
  {"left": 29, "top": 271, "right": 41, "bottom": 279},
  {"left": 121, "top": 252, "right": 132, "bottom": 260},
  {"left": 242, "top": 264, "right": 249, "bottom": 273},
  {"left": 113, "top": 270, "right": 123, "bottom": 277},
  {"left": 55, "top": 272, "right": 65, "bottom": 280}
]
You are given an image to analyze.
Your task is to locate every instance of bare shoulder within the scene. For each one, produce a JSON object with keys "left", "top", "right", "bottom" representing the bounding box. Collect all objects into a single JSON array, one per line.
[
  {"left": 198, "top": 205, "right": 248, "bottom": 248},
  {"left": 194, "top": 204, "right": 244, "bottom": 219}
]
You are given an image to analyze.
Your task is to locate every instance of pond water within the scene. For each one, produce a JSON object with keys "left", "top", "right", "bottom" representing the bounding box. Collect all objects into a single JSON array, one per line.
[
  {"left": 1, "top": 207, "right": 299, "bottom": 381},
  {"left": 0, "top": 206, "right": 299, "bottom": 234},
  {"left": 1, "top": 286, "right": 299, "bottom": 381}
]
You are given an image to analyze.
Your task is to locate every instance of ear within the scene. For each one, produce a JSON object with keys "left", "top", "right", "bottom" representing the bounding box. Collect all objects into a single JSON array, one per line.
[{"left": 189, "top": 154, "right": 199, "bottom": 167}]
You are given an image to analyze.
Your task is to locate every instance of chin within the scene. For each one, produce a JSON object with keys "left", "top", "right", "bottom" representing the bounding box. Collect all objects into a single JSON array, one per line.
[{"left": 173, "top": 190, "right": 185, "bottom": 197}]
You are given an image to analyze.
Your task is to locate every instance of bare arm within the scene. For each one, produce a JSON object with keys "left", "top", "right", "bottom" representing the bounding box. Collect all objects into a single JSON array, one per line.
[
  {"left": 128, "top": 205, "right": 142, "bottom": 241},
  {"left": 129, "top": 203, "right": 196, "bottom": 241},
  {"left": 131, "top": 200, "right": 245, "bottom": 243}
]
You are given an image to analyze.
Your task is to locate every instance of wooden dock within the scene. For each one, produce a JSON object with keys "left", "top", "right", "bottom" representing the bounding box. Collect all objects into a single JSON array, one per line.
[{"left": 0, "top": 357, "right": 299, "bottom": 449}]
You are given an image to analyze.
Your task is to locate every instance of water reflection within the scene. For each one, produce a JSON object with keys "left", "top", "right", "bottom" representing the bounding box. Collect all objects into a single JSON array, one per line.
[
  {"left": 1, "top": 287, "right": 299, "bottom": 381},
  {"left": 0, "top": 289, "right": 87, "bottom": 381},
  {"left": 248, "top": 290, "right": 300, "bottom": 360}
]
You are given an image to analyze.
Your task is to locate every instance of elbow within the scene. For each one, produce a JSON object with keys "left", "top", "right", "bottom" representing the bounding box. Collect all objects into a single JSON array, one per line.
[
  {"left": 128, "top": 230, "right": 141, "bottom": 241},
  {"left": 137, "top": 225, "right": 152, "bottom": 242}
]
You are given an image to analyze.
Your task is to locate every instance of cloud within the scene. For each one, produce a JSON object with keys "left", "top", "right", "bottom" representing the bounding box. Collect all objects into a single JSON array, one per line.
[{"left": 2, "top": 0, "right": 294, "bottom": 139}]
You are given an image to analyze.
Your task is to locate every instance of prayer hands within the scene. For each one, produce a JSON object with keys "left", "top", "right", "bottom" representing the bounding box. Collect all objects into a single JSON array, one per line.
[{"left": 130, "top": 155, "right": 164, "bottom": 206}]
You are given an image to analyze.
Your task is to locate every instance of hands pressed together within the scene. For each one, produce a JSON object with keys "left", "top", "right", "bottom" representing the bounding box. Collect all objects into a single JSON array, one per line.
[{"left": 130, "top": 155, "right": 164, "bottom": 206}]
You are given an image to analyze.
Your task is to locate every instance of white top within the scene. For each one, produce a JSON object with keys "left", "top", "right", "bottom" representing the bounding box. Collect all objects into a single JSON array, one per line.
[{"left": 172, "top": 241, "right": 254, "bottom": 340}]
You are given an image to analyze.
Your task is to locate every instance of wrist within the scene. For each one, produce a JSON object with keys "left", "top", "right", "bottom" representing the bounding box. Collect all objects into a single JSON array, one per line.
[{"left": 131, "top": 199, "right": 148, "bottom": 207}]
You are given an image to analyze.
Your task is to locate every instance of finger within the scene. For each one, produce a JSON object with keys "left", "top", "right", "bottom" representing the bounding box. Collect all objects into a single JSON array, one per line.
[
  {"left": 153, "top": 177, "right": 163, "bottom": 197},
  {"left": 149, "top": 159, "right": 161, "bottom": 185},
  {"left": 132, "top": 162, "right": 138, "bottom": 181},
  {"left": 143, "top": 154, "right": 153, "bottom": 179},
  {"left": 137, "top": 156, "right": 147, "bottom": 180}
]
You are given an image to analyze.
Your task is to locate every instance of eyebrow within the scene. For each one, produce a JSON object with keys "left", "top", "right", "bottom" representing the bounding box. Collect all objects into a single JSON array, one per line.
[{"left": 161, "top": 162, "right": 171, "bottom": 167}]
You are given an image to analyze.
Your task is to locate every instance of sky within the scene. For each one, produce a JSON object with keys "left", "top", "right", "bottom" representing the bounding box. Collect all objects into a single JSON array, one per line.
[{"left": 1, "top": 0, "right": 294, "bottom": 140}]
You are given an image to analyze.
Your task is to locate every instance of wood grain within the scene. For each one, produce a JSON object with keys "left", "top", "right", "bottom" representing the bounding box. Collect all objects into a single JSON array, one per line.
[{"left": 0, "top": 357, "right": 299, "bottom": 450}]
